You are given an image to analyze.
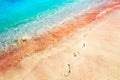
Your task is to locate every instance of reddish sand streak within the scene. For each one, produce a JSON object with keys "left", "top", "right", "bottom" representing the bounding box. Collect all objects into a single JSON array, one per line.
[{"left": 0, "top": 1, "right": 119, "bottom": 71}]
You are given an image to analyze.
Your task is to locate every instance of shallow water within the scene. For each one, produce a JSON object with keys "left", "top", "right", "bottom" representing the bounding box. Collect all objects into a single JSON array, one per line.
[
  {"left": 0, "top": 0, "right": 76, "bottom": 33},
  {"left": 0, "top": 0, "right": 115, "bottom": 50}
]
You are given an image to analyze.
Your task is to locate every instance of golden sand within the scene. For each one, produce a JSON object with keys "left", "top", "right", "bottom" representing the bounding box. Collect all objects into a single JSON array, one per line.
[
  {"left": 1, "top": 9, "right": 120, "bottom": 80},
  {"left": 0, "top": 2, "right": 120, "bottom": 80},
  {"left": 0, "top": 2, "right": 119, "bottom": 71}
]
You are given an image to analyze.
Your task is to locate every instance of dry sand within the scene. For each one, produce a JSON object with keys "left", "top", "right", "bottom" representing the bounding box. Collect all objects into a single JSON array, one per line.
[{"left": 0, "top": 9, "right": 120, "bottom": 80}]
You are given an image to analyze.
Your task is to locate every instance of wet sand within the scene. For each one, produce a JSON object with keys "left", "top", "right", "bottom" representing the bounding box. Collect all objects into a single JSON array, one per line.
[{"left": 0, "top": 3, "right": 120, "bottom": 80}]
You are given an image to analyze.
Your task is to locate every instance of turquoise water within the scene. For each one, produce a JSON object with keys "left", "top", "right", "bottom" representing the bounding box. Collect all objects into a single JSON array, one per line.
[
  {"left": 0, "top": 0, "right": 114, "bottom": 51},
  {"left": 0, "top": 0, "right": 111, "bottom": 33},
  {"left": 0, "top": 0, "right": 75, "bottom": 33}
]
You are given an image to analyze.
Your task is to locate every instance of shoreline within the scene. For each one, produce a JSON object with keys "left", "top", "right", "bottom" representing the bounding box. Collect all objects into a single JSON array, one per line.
[
  {"left": 0, "top": 1, "right": 120, "bottom": 72},
  {"left": 0, "top": 0, "right": 117, "bottom": 51}
]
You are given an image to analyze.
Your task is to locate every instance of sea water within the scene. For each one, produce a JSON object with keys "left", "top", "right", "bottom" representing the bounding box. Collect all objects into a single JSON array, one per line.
[
  {"left": 0, "top": 0, "right": 76, "bottom": 33},
  {"left": 0, "top": 0, "right": 114, "bottom": 51}
]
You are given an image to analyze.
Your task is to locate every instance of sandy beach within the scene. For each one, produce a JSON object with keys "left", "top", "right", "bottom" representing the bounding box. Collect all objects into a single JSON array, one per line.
[{"left": 0, "top": 4, "right": 120, "bottom": 80}]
